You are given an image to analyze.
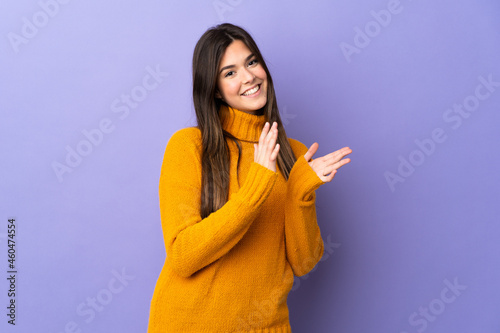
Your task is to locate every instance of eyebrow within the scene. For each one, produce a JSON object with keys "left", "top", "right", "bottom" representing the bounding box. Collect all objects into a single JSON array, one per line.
[{"left": 219, "top": 53, "right": 255, "bottom": 74}]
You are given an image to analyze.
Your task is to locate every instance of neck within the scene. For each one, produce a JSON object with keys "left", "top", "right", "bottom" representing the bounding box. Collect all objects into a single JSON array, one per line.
[
  {"left": 218, "top": 104, "right": 267, "bottom": 143},
  {"left": 239, "top": 107, "right": 264, "bottom": 116}
]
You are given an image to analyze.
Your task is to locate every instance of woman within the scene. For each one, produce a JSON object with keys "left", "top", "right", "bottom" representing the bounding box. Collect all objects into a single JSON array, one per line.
[{"left": 148, "top": 23, "right": 352, "bottom": 332}]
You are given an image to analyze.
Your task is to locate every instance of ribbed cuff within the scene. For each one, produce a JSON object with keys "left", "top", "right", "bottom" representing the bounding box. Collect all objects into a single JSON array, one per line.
[
  {"left": 234, "top": 162, "right": 278, "bottom": 206},
  {"left": 287, "top": 155, "right": 324, "bottom": 201}
]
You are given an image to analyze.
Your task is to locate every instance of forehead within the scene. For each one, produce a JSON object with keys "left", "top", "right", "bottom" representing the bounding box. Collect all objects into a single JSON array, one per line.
[{"left": 219, "top": 40, "right": 252, "bottom": 67}]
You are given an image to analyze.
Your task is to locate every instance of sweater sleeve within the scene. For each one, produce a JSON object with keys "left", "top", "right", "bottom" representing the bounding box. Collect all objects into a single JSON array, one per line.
[
  {"left": 159, "top": 128, "right": 278, "bottom": 278},
  {"left": 284, "top": 139, "right": 325, "bottom": 277}
]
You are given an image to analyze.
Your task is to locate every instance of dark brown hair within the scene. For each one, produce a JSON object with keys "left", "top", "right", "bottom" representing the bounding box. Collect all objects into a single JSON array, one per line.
[{"left": 193, "top": 23, "right": 296, "bottom": 219}]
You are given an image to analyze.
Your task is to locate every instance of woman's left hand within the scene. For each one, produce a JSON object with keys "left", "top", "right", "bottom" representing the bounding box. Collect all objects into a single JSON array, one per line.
[{"left": 304, "top": 143, "right": 352, "bottom": 183}]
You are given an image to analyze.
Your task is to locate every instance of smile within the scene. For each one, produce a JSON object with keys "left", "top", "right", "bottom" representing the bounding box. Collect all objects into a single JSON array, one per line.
[{"left": 241, "top": 85, "right": 260, "bottom": 96}]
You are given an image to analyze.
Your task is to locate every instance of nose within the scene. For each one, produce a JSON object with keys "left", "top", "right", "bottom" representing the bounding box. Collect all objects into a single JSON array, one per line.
[{"left": 241, "top": 67, "right": 255, "bottom": 84}]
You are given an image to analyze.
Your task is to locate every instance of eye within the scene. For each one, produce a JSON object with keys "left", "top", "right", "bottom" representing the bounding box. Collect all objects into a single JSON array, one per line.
[
  {"left": 224, "top": 71, "right": 235, "bottom": 78},
  {"left": 248, "top": 59, "right": 259, "bottom": 66}
]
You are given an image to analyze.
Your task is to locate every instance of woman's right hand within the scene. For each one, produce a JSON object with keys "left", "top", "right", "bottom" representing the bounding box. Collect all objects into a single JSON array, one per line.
[{"left": 254, "top": 121, "right": 280, "bottom": 172}]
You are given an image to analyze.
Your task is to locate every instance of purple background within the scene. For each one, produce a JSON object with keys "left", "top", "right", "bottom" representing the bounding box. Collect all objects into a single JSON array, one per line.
[{"left": 1, "top": 0, "right": 500, "bottom": 332}]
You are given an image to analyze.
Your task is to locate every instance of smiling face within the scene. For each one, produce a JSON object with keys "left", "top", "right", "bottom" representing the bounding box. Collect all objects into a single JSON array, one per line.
[{"left": 216, "top": 40, "right": 268, "bottom": 114}]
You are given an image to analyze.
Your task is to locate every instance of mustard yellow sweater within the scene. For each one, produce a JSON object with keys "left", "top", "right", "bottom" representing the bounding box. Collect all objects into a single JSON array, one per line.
[{"left": 148, "top": 105, "right": 325, "bottom": 332}]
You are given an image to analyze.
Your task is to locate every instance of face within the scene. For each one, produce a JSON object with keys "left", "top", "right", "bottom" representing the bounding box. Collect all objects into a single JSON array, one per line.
[{"left": 216, "top": 40, "right": 268, "bottom": 114}]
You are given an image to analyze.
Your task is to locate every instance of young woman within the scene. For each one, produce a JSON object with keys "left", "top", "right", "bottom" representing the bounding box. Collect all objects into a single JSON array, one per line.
[{"left": 147, "top": 23, "right": 352, "bottom": 332}]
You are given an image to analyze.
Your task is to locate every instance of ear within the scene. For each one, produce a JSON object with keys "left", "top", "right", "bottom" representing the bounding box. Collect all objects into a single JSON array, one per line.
[{"left": 215, "top": 89, "right": 222, "bottom": 99}]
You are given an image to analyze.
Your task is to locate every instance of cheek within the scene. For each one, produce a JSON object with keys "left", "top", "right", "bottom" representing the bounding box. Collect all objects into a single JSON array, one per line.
[
  {"left": 222, "top": 81, "right": 240, "bottom": 97},
  {"left": 217, "top": 82, "right": 227, "bottom": 98},
  {"left": 257, "top": 66, "right": 267, "bottom": 80},
  {"left": 258, "top": 70, "right": 268, "bottom": 91}
]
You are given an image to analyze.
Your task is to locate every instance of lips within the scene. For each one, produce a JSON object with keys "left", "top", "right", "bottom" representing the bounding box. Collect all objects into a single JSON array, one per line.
[{"left": 241, "top": 84, "right": 260, "bottom": 96}]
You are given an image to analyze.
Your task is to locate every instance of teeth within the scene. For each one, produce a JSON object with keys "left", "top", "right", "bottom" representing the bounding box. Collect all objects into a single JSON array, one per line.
[{"left": 242, "top": 85, "right": 259, "bottom": 96}]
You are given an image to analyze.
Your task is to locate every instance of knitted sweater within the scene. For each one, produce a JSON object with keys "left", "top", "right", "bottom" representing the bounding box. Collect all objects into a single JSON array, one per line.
[{"left": 147, "top": 105, "right": 325, "bottom": 333}]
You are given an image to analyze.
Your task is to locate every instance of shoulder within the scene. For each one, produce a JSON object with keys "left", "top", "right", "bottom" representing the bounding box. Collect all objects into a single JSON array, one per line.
[
  {"left": 288, "top": 137, "right": 309, "bottom": 158},
  {"left": 165, "top": 126, "right": 202, "bottom": 156},
  {"left": 167, "top": 126, "right": 201, "bottom": 146}
]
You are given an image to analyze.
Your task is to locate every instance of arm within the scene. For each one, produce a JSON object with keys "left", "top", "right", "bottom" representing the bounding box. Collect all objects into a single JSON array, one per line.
[
  {"left": 284, "top": 140, "right": 325, "bottom": 277},
  {"left": 159, "top": 128, "right": 278, "bottom": 278}
]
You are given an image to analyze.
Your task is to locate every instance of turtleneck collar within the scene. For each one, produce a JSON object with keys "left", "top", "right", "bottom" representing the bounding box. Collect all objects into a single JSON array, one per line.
[{"left": 218, "top": 104, "right": 267, "bottom": 143}]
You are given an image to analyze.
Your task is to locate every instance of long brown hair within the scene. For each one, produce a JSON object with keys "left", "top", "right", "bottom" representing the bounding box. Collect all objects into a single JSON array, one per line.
[{"left": 193, "top": 23, "right": 296, "bottom": 219}]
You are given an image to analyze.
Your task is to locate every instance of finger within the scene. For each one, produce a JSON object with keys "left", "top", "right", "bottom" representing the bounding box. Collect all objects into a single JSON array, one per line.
[
  {"left": 259, "top": 122, "right": 270, "bottom": 148},
  {"left": 325, "top": 170, "right": 337, "bottom": 182},
  {"left": 270, "top": 143, "right": 280, "bottom": 161},
  {"left": 324, "top": 147, "right": 352, "bottom": 159},
  {"left": 330, "top": 147, "right": 352, "bottom": 161},
  {"left": 322, "top": 154, "right": 351, "bottom": 168},
  {"left": 264, "top": 122, "right": 278, "bottom": 142},
  {"left": 304, "top": 142, "right": 318, "bottom": 162},
  {"left": 321, "top": 165, "right": 340, "bottom": 181},
  {"left": 265, "top": 123, "right": 278, "bottom": 152},
  {"left": 323, "top": 147, "right": 352, "bottom": 164},
  {"left": 255, "top": 123, "right": 277, "bottom": 164},
  {"left": 330, "top": 157, "right": 351, "bottom": 171},
  {"left": 319, "top": 157, "right": 351, "bottom": 177}
]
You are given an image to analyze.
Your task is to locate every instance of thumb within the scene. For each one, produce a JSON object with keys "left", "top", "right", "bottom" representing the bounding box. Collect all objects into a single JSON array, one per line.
[{"left": 304, "top": 142, "right": 318, "bottom": 162}]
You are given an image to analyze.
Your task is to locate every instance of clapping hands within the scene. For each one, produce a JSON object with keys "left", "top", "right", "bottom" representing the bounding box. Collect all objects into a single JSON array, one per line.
[
  {"left": 254, "top": 121, "right": 352, "bottom": 181},
  {"left": 304, "top": 143, "right": 352, "bottom": 183}
]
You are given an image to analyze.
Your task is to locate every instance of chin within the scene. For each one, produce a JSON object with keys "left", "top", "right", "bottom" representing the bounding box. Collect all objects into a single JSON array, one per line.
[{"left": 242, "top": 98, "right": 267, "bottom": 113}]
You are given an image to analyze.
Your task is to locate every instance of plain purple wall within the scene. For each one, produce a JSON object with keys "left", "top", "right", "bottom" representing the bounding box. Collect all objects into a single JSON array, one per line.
[{"left": 1, "top": 0, "right": 500, "bottom": 332}]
